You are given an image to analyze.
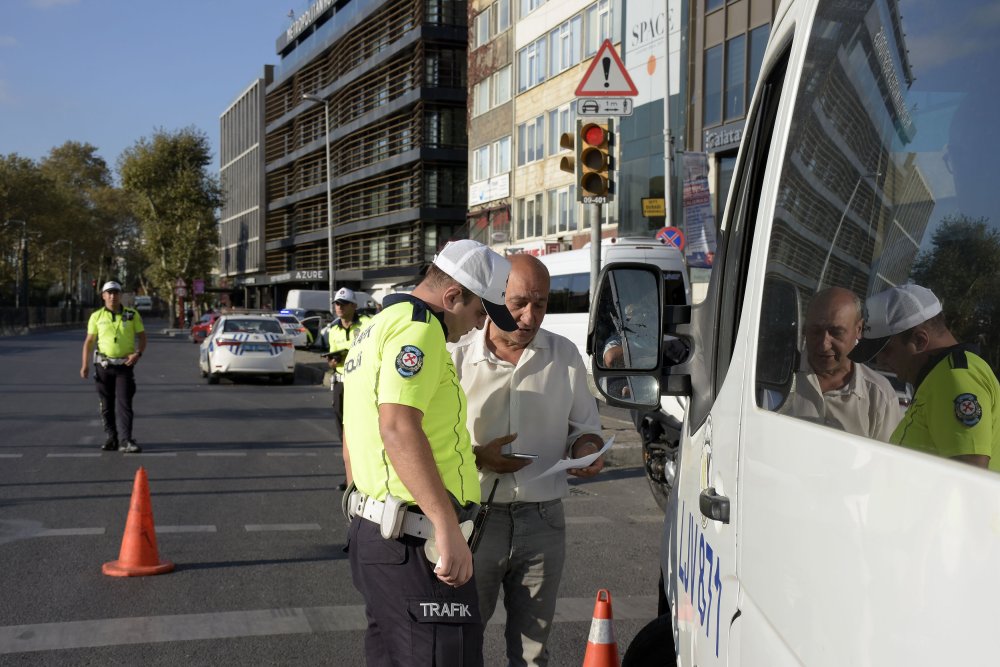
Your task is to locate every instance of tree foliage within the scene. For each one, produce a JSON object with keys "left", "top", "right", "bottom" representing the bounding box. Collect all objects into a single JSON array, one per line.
[
  {"left": 912, "top": 215, "right": 1000, "bottom": 370},
  {"left": 118, "top": 127, "right": 222, "bottom": 308}
]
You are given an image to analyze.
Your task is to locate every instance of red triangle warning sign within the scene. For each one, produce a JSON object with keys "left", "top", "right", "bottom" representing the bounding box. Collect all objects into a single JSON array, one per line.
[{"left": 575, "top": 39, "right": 639, "bottom": 97}]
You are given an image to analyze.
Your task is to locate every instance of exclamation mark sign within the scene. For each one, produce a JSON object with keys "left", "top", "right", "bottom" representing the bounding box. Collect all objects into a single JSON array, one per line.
[{"left": 602, "top": 57, "right": 611, "bottom": 87}]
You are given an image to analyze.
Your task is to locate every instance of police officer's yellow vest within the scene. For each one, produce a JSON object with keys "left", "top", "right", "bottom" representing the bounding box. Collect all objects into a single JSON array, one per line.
[
  {"left": 328, "top": 314, "right": 369, "bottom": 374},
  {"left": 342, "top": 297, "right": 479, "bottom": 505},
  {"left": 87, "top": 307, "right": 145, "bottom": 358}
]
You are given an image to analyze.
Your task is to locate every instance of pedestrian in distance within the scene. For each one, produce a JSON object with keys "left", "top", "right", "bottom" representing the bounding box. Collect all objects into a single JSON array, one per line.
[
  {"left": 850, "top": 283, "right": 999, "bottom": 470},
  {"left": 778, "top": 287, "right": 902, "bottom": 440},
  {"left": 341, "top": 239, "right": 518, "bottom": 667},
  {"left": 451, "top": 253, "right": 605, "bottom": 667},
  {"left": 324, "top": 286, "right": 369, "bottom": 491},
  {"left": 80, "top": 281, "right": 146, "bottom": 453}
]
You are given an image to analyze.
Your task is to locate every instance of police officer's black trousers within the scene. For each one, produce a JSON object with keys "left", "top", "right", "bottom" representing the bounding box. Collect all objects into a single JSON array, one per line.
[
  {"left": 95, "top": 364, "right": 136, "bottom": 442},
  {"left": 347, "top": 516, "right": 483, "bottom": 666},
  {"left": 331, "top": 380, "right": 345, "bottom": 442}
]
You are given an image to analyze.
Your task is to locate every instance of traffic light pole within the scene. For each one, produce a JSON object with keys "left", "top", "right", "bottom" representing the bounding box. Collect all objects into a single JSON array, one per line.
[{"left": 589, "top": 203, "right": 601, "bottom": 298}]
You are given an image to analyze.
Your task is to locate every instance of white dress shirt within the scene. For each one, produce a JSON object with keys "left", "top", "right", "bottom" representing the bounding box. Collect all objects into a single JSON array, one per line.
[
  {"left": 780, "top": 358, "right": 903, "bottom": 441},
  {"left": 450, "top": 326, "right": 603, "bottom": 503}
]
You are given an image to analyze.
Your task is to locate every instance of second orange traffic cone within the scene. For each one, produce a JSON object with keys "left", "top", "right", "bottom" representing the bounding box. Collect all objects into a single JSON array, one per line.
[
  {"left": 102, "top": 467, "right": 175, "bottom": 577},
  {"left": 583, "top": 588, "right": 620, "bottom": 667}
]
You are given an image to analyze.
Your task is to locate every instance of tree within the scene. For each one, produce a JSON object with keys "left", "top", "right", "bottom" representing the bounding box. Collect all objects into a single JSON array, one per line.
[
  {"left": 118, "top": 127, "right": 222, "bottom": 320},
  {"left": 912, "top": 215, "right": 1000, "bottom": 370}
]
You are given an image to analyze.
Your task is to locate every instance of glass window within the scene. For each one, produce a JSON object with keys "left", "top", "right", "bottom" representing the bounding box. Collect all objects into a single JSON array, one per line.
[
  {"left": 476, "top": 8, "right": 490, "bottom": 48},
  {"left": 534, "top": 115, "right": 544, "bottom": 162},
  {"left": 494, "top": 135, "right": 511, "bottom": 174},
  {"left": 704, "top": 44, "right": 723, "bottom": 126},
  {"left": 706, "top": 0, "right": 723, "bottom": 12},
  {"left": 597, "top": 0, "right": 610, "bottom": 43},
  {"left": 585, "top": 5, "right": 599, "bottom": 56},
  {"left": 725, "top": 34, "right": 747, "bottom": 120},
  {"left": 753, "top": 0, "right": 1000, "bottom": 458},
  {"left": 517, "top": 123, "right": 526, "bottom": 166},
  {"left": 473, "top": 145, "right": 490, "bottom": 182},
  {"left": 493, "top": 65, "right": 511, "bottom": 105},
  {"left": 495, "top": 0, "right": 511, "bottom": 34},
  {"left": 749, "top": 24, "right": 770, "bottom": 93},
  {"left": 518, "top": 37, "right": 548, "bottom": 91},
  {"left": 473, "top": 78, "right": 491, "bottom": 116},
  {"left": 517, "top": 48, "right": 529, "bottom": 92}
]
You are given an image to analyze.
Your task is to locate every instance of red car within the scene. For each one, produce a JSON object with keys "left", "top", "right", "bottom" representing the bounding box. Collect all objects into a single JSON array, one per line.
[{"left": 190, "top": 312, "right": 222, "bottom": 344}]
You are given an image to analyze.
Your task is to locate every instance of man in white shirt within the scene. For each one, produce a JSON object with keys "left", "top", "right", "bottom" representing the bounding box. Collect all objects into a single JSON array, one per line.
[
  {"left": 780, "top": 287, "right": 902, "bottom": 440},
  {"left": 451, "top": 254, "right": 604, "bottom": 667}
]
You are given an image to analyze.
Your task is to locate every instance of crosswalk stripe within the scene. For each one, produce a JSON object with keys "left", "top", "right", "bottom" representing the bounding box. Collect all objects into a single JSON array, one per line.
[
  {"left": 244, "top": 524, "right": 321, "bottom": 532},
  {"left": 0, "top": 596, "right": 658, "bottom": 653},
  {"left": 156, "top": 525, "right": 217, "bottom": 534},
  {"left": 36, "top": 528, "right": 106, "bottom": 537}
]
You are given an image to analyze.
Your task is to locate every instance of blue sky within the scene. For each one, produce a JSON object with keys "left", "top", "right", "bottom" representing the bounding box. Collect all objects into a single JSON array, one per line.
[{"left": 0, "top": 0, "right": 313, "bottom": 174}]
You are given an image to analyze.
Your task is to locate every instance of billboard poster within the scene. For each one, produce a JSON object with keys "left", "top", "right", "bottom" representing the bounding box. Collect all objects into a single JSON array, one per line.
[{"left": 682, "top": 152, "right": 717, "bottom": 268}]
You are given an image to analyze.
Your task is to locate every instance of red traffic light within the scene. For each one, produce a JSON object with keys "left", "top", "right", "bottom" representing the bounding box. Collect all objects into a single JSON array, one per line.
[{"left": 582, "top": 123, "right": 607, "bottom": 147}]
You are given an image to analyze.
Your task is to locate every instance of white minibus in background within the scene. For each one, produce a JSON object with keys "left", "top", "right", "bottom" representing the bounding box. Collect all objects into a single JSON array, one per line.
[{"left": 538, "top": 237, "right": 689, "bottom": 371}]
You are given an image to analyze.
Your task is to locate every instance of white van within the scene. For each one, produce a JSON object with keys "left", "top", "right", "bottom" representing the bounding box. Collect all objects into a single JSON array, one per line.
[
  {"left": 133, "top": 296, "right": 153, "bottom": 314},
  {"left": 538, "top": 237, "right": 689, "bottom": 371},
  {"left": 591, "top": 0, "right": 1000, "bottom": 664}
]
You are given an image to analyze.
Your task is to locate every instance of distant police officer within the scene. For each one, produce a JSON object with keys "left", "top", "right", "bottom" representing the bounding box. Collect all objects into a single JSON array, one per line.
[
  {"left": 342, "top": 240, "right": 517, "bottom": 666},
  {"left": 80, "top": 281, "right": 146, "bottom": 453},
  {"left": 324, "top": 286, "right": 368, "bottom": 490},
  {"left": 851, "top": 284, "right": 999, "bottom": 470}
]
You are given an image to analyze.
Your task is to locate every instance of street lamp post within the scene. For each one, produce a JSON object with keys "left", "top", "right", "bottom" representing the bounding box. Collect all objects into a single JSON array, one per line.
[
  {"left": 3, "top": 219, "right": 28, "bottom": 311},
  {"left": 302, "top": 93, "right": 336, "bottom": 313}
]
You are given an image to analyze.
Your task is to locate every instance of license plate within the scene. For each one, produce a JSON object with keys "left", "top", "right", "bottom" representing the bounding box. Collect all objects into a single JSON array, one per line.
[{"left": 243, "top": 343, "right": 271, "bottom": 352}]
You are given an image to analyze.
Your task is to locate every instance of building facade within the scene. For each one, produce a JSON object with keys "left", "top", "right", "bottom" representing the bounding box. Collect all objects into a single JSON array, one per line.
[
  {"left": 223, "top": 0, "right": 470, "bottom": 307},
  {"left": 219, "top": 66, "right": 272, "bottom": 307}
]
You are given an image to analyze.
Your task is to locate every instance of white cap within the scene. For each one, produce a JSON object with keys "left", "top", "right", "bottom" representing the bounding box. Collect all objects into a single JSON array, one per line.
[
  {"left": 849, "top": 284, "right": 943, "bottom": 363},
  {"left": 432, "top": 239, "right": 517, "bottom": 331},
  {"left": 101, "top": 281, "right": 123, "bottom": 293},
  {"left": 334, "top": 287, "right": 356, "bottom": 305}
]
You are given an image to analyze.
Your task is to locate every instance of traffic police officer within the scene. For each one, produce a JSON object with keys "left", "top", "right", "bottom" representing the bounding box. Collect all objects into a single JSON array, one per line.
[
  {"left": 80, "top": 281, "right": 146, "bottom": 453},
  {"left": 324, "top": 286, "right": 368, "bottom": 490},
  {"left": 342, "top": 240, "right": 517, "bottom": 666},
  {"left": 851, "top": 284, "right": 999, "bottom": 470}
]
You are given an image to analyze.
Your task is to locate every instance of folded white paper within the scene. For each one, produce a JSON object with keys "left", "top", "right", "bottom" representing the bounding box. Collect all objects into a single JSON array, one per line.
[{"left": 534, "top": 435, "right": 615, "bottom": 479}]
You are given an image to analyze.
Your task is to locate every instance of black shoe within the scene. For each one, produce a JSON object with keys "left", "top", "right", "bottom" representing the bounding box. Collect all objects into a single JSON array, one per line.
[
  {"left": 101, "top": 437, "right": 118, "bottom": 452},
  {"left": 119, "top": 440, "right": 142, "bottom": 454}
]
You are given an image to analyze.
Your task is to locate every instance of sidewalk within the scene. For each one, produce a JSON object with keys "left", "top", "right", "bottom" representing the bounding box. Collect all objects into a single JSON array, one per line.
[{"left": 292, "top": 348, "right": 643, "bottom": 469}]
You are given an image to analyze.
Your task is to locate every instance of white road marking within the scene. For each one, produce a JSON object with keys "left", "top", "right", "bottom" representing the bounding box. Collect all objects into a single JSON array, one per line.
[
  {"left": 0, "top": 596, "right": 657, "bottom": 653},
  {"left": 244, "top": 524, "right": 321, "bottom": 532},
  {"left": 36, "top": 528, "right": 106, "bottom": 537},
  {"left": 196, "top": 452, "right": 247, "bottom": 457},
  {"left": 134, "top": 452, "right": 178, "bottom": 457},
  {"left": 46, "top": 453, "right": 101, "bottom": 458},
  {"left": 155, "top": 525, "right": 217, "bottom": 534}
]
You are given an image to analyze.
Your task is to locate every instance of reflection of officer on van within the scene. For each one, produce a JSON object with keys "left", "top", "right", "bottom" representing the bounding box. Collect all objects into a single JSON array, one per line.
[
  {"left": 80, "top": 281, "right": 146, "bottom": 454},
  {"left": 341, "top": 240, "right": 518, "bottom": 666},
  {"left": 850, "top": 284, "right": 1000, "bottom": 470}
]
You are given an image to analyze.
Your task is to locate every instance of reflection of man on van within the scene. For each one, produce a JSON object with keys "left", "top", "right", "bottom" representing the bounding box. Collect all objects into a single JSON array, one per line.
[
  {"left": 850, "top": 284, "right": 1000, "bottom": 470},
  {"left": 780, "top": 287, "right": 902, "bottom": 440}
]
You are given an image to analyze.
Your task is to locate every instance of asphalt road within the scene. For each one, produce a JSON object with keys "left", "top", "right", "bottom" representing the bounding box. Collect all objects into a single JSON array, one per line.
[{"left": 0, "top": 323, "right": 664, "bottom": 665}]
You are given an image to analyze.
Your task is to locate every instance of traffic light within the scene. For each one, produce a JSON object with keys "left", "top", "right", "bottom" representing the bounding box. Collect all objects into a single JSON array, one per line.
[
  {"left": 558, "top": 131, "right": 576, "bottom": 179},
  {"left": 579, "top": 121, "right": 612, "bottom": 201}
]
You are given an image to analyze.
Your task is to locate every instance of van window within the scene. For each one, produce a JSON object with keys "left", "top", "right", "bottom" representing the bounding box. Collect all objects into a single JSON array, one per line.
[
  {"left": 754, "top": 0, "right": 1000, "bottom": 455},
  {"left": 547, "top": 272, "right": 589, "bottom": 314}
]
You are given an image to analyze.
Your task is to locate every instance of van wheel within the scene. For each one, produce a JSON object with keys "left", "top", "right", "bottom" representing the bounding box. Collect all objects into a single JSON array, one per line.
[
  {"left": 622, "top": 613, "right": 676, "bottom": 667},
  {"left": 207, "top": 373, "right": 220, "bottom": 385}
]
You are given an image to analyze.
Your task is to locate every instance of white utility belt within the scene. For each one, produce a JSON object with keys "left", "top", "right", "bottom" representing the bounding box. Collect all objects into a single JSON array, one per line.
[
  {"left": 348, "top": 491, "right": 435, "bottom": 540},
  {"left": 97, "top": 355, "right": 129, "bottom": 366}
]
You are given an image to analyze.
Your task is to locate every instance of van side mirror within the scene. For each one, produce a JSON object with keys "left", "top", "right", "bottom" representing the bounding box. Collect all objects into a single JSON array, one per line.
[{"left": 589, "top": 264, "right": 673, "bottom": 409}]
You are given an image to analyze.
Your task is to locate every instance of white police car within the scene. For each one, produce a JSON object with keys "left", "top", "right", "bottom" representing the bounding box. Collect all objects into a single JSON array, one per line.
[
  {"left": 275, "top": 310, "right": 311, "bottom": 348},
  {"left": 199, "top": 314, "right": 296, "bottom": 385}
]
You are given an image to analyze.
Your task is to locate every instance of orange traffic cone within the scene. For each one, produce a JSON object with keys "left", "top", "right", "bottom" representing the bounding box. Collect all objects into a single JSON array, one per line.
[
  {"left": 102, "top": 467, "right": 175, "bottom": 577},
  {"left": 583, "top": 588, "right": 620, "bottom": 667}
]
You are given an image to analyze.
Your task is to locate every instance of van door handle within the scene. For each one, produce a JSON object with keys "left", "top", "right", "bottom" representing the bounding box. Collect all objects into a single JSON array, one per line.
[{"left": 699, "top": 488, "right": 730, "bottom": 524}]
